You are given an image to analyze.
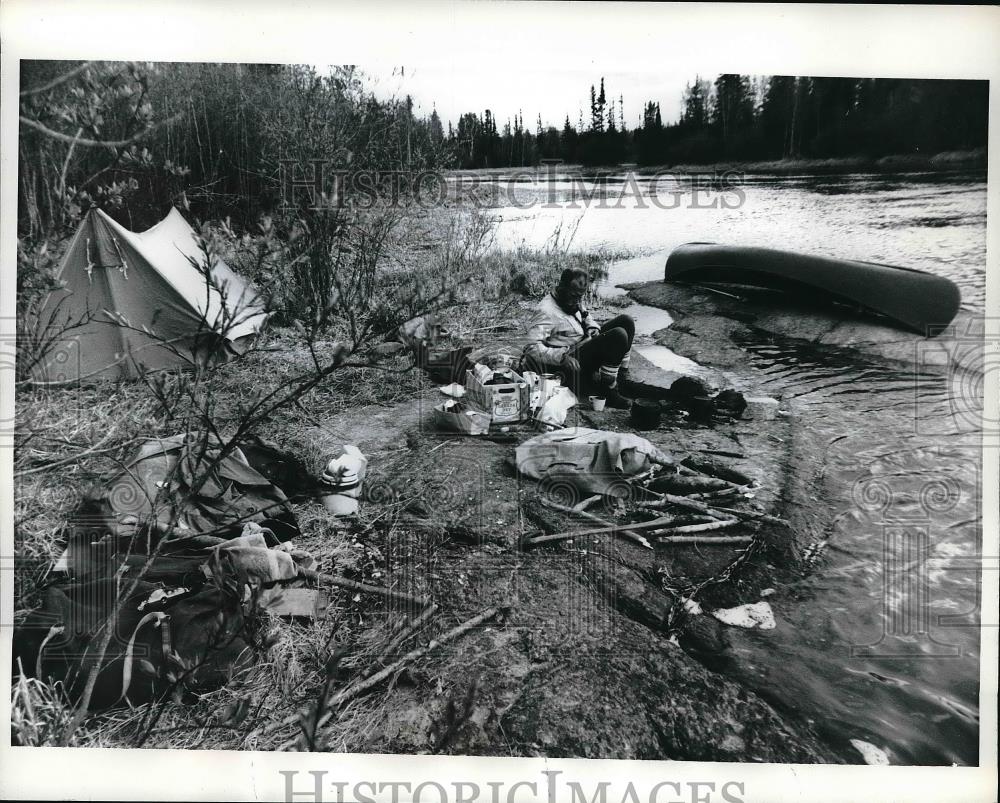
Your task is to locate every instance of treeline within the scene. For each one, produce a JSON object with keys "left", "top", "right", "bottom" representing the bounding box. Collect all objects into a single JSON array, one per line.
[
  {"left": 17, "top": 64, "right": 989, "bottom": 242},
  {"left": 447, "top": 74, "right": 989, "bottom": 169}
]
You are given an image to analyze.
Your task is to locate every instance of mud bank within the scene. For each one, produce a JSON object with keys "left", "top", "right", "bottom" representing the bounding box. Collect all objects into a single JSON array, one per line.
[{"left": 305, "top": 348, "right": 844, "bottom": 762}]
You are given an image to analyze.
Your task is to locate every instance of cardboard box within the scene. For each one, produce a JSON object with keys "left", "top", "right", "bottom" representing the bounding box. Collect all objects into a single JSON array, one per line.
[
  {"left": 432, "top": 399, "right": 492, "bottom": 435},
  {"left": 465, "top": 367, "right": 530, "bottom": 423}
]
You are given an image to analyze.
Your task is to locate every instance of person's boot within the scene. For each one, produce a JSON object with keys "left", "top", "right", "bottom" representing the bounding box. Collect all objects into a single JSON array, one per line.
[
  {"left": 600, "top": 381, "right": 632, "bottom": 409},
  {"left": 616, "top": 367, "right": 638, "bottom": 396}
]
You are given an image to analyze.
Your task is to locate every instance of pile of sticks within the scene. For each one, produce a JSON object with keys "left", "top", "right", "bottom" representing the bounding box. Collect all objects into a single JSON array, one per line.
[{"left": 521, "top": 456, "right": 786, "bottom": 550}]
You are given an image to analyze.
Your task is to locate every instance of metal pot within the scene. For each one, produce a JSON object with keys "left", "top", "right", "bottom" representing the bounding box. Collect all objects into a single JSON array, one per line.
[{"left": 630, "top": 398, "right": 662, "bottom": 430}]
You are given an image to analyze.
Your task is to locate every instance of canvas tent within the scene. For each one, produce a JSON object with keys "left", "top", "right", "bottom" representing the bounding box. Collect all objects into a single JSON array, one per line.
[{"left": 32, "top": 208, "right": 268, "bottom": 383}]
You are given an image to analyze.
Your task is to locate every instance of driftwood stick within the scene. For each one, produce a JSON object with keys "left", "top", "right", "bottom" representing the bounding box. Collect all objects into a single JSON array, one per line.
[
  {"left": 686, "top": 487, "right": 742, "bottom": 501},
  {"left": 711, "top": 506, "right": 789, "bottom": 526},
  {"left": 374, "top": 603, "right": 439, "bottom": 667},
  {"left": 677, "top": 464, "right": 752, "bottom": 492},
  {"left": 301, "top": 568, "right": 430, "bottom": 610},
  {"left": 681, "top": 456, "right": 755, "bottom": 487},
  {"left": 522, "top": 516, "right": 675, "bottom": 548},
  {"left": 640, "top": 494, "right": 733, "bottom": 521},
  {"left": 657, "top": 535, "right": 753, "bottom": 545},
  {"left": 641, "top": 494, "right": 780, "bottom": 527},
  {"left": 630, "top": 467, "right": 658, "bottom": 485},
  {"left": 572, "top": 494, "right": 603, "bottom": 512},
  {"left": 652, "top": 519, "right": 740, "bottom": 535},
  {"left": 697, "top": 449, "right": 747, "bottom": 459},
  {"left": 277, "top": 605, "right": 504, "bottom": 748},
  {"left": 540, "top": 498, "right": 652, "bottom": 549}
]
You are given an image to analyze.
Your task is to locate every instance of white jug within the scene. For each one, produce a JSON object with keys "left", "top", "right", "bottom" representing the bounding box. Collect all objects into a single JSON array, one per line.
[{"left": 320, "top": 445, "right": 368, "bottom": 515}]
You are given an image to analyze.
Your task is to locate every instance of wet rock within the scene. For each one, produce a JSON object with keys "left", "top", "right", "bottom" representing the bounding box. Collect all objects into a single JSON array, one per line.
[
  {"left": 714, "top": 389, "right": 747, "bottom": 418},
  {"left": 669, "top": 376, "right": 711, "bottom": 400},
  {"left": 679, "top": 613, "right": 730, "bottom": 658}
]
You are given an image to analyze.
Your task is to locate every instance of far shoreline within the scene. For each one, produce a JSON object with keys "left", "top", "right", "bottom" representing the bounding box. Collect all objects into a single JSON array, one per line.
[{"left": 447, "top": 147, "right": 987, "bottom": 178}]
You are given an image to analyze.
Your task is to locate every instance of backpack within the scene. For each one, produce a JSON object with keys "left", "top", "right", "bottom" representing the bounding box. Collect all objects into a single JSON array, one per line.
[{"left": 15, "top": 551, "right": 260, "bottom": 710}]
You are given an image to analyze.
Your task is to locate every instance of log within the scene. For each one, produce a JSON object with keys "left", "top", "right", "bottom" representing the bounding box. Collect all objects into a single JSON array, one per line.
[
  {"left": 641, "top": 494, "right": 778, "bottom": 526},
  {"left": 676, "top": 463, "right": 752, "bottom": 492},
  {"left": 681, "top": 455, "right": 754, "bottom": 486},
  {"left": 686, "top": 487, "right": 742, "bottom": 501},
  {"left": 572, "top": 495, "right": 603, "bottom": 511},
  {"left": 647, "top": 474, "right": 730, "bottom": 495},
  {"left": 374, "top": 603, "right": 439, "bottom": 667}
]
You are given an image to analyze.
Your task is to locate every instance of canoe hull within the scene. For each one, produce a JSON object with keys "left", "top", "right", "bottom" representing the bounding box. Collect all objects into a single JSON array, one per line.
[{"left": 663, "top": 243, "right": 962, "bottom": 335}]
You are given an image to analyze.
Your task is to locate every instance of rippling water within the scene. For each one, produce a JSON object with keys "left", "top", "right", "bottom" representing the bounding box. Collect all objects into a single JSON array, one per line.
[{"left": 471, "top": 169, "right": 988, "bottom": 765}]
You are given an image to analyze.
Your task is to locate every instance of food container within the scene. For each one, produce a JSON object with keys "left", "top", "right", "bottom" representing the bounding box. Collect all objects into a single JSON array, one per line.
[
  {"left": 464, "top": 365, "right": 530, "bottom": 423},
  {"left": 320, "top": 445, "right": 367, "bottom": 515}
]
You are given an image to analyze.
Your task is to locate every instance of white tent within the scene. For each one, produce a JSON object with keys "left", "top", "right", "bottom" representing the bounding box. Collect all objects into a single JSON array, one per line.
[{"left": 33, "top": 208, "right": 269, "bottom": 383}]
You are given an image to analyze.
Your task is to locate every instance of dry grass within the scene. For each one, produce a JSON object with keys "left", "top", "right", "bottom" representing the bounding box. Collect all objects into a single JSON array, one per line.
[{"left": 11, "top": 671, "right": 97, "bottom": 747}]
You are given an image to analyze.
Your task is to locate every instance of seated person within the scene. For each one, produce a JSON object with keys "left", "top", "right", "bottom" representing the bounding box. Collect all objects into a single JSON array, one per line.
[{"left": 521, "top": 267, "right": 635, "bottom": 408}]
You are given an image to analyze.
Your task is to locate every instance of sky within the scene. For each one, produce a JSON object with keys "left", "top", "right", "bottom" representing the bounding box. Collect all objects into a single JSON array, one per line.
[{"left": 357, "top": 65, "right": 695, "bottom": 132}]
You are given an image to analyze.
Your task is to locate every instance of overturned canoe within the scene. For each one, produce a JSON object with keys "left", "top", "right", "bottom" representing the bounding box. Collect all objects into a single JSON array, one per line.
[{"left": 663, "top": 243, "right": 961, "bottom": 334}]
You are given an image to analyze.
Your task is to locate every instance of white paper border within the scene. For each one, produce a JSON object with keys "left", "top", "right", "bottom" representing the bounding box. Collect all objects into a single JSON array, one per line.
[{"left": 1, "top": 2, "right": 996, "bottom": 801}]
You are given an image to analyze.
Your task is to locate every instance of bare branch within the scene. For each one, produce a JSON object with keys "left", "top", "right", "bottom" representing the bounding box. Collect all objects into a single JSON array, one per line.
[
  {"left": 19, "top": 61, "right": 94, "bottom": 97},
  {"left": 19, "top": 112, "right": 184, "bottom": 148}
]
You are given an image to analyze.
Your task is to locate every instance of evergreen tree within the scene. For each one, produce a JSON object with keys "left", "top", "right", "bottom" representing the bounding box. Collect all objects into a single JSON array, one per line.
[
  {"left": 681, "top": 77, "right": 710, "bottom": 128},
  {"left": 712, "top": 74, "right": 754, "bottom": 147},
  {"left": 595, "top": 78, "right": 606, "bottom": 132},
  {"left": 428, "top": 107, "right": 444, "bottom": 146}
]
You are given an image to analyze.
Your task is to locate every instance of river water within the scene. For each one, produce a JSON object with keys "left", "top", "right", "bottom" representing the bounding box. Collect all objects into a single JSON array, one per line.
[{"left": 460, "top": 168, "right": 988, "bottom": 765}]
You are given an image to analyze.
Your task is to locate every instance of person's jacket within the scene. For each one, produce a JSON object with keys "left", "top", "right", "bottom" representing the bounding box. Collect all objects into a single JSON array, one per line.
[{"left": 522, "top": 292, "right": 600, "bottom": 367}]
